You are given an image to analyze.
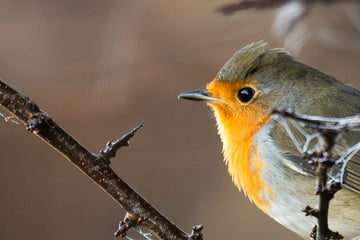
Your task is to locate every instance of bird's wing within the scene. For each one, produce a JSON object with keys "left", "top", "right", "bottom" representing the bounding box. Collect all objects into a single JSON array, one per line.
[
  {"left": 271, "top": 116, "right": 360, "bottom": 194},
  {"left": 341, "top": 132, "right": 360, "bottom": 193}
]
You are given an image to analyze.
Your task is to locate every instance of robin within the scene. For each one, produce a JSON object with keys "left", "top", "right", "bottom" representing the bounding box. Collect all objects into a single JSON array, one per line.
[{"left": 179, "top": 42, "right": 360, "bottom": 239}]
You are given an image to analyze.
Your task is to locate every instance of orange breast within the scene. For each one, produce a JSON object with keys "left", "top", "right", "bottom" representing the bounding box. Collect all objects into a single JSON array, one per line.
[{"left": 207, "top": 79, "right": 273, "bottom": 212}]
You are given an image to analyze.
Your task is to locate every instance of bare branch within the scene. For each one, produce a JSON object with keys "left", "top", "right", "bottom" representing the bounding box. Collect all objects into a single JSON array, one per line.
[{"left": 0, "top": 80, "right": 196, "bottom": 240}]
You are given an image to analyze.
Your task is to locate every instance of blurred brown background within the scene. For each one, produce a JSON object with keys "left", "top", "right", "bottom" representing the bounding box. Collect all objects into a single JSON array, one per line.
[{"left": 0, "top": 1, "right": 359, "bottom": 240}]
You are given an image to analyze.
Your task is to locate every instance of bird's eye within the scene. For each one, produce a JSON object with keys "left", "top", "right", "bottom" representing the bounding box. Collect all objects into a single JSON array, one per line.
[{"left": 237, "top": 87, "right": 255, "bottom": 103}]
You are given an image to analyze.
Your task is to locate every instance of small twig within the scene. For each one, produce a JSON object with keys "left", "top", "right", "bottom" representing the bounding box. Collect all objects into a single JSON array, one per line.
[
  {"left": 302, "top": 205, "right": 319, "bottom": 218},
  {"left": 99, "top": 122, "right": 144, "bottom": 164},
  {"left": 311, "top": 133, "right": 343, "bottom": 240},
  {"left": 312, "top": 147, "right": 339, "bottom": 239},
  {"left": 271, "top": 109, "right": 360, "bottom": 132}
]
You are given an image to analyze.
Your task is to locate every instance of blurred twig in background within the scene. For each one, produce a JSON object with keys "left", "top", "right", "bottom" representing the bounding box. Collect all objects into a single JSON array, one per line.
[
  {"left": 217, "top": 0, "right": 357, "bottom": 15},
  {"left": 217, "top": 0, "right": 360, "bottom": 54}
]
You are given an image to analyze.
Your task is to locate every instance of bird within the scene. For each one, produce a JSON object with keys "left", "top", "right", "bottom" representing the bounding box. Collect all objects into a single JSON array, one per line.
[{"left": 178, "top": 42, "right": 360, "bottom": 239}]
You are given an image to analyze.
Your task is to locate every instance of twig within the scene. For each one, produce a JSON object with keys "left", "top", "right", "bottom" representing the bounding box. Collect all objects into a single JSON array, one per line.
[
  {"left": 273, "top": 109, "right": 349, "bottom": 240},
  {"left": 0, "top": 80, "right": 200, "bottom": 240},
  {"left": 99, "top": 122, "right": 144, "bottom": 164},
  {"left": 309, "top": 133, "right": 343, "bottom": 240},
  {"left": 216, "top": 0, "right": 288, "bottom": 15},
  {"left": 272, "top": 109, "right": 360, "bottom": 132}
]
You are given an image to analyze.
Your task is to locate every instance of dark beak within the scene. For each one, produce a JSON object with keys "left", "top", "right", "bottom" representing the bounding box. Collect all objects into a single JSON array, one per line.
[{"left": 178, "top": 89, "right": 220, "bottom": 102}]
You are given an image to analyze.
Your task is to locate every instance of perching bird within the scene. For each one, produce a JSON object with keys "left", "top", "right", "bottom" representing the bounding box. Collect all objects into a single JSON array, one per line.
[{"left": 179, "top": 42, "right": 360, "bottom": 239}]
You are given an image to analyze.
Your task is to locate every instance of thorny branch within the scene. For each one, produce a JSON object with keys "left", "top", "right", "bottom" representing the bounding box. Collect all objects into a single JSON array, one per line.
[
  {"left": 272, "top": 109, "right": 360, "bottom": 240},
  {"left": 0, "top": 80, "right": 203, "bottom": 240}
]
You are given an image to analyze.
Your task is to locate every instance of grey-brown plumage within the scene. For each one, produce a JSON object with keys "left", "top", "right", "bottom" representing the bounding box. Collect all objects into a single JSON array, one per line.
[
  {"left": 231, "top": 43, "right": 359, "bottom": 239},
  {"left": 179, "top": 42, "right": 360, "bottom": 239},
  {"left": 218, "top": 41, "right": 360, "bottom": 192}
]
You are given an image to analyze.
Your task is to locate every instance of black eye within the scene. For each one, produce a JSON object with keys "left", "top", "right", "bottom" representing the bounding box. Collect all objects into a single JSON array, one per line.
[{"left": 237, "top": 87, "right": 255, "bottom": 103}]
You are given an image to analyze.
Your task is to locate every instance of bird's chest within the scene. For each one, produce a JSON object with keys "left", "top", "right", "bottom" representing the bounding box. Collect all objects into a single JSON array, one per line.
[{"left": 254, "top": 125, "right": 317, "bottom": 236}]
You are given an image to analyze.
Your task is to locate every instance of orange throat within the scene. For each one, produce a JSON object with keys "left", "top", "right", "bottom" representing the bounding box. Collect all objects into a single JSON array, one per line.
[{"left": 207, "top": 80, "right": 273, "bottom": 211}]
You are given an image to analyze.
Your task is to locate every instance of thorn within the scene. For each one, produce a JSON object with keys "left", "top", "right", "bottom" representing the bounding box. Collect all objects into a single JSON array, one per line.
[
  {"left": 310, "top": 225, "right": 317, "bottom": 240},
  {"left": 99, "top": 122, "right": 144, "bottom": 164},
  {"left": 130, "top": 122, "right": 144, "bottom": 136},
  {"left": 189, "top": 225, "right": 203, "bottom": 240},
  {"left": 114, "top": 212, "right": 143, "bottom": 238},
  {"left": 302, "top": 206, "right": 319, "bottom": 218}
]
